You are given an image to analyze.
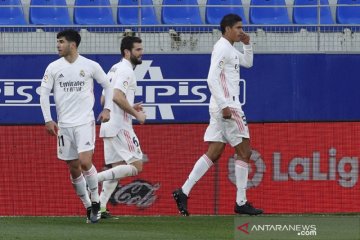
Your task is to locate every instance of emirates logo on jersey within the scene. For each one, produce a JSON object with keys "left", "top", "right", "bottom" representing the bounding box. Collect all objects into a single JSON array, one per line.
[{"left": 79, "top": 70, "right": 85, "bottom": 77}]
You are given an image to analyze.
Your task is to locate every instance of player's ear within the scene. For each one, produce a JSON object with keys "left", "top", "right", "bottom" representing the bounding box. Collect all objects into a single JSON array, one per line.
[
  {"left": 225, "top": 26, "right": 231, "bottom": 34},
  {"left": 124, "top": 49, "right": 130, "bottom": 57},
  {"left": 70, "top": 41, "right": 77, "bottom": 49}
]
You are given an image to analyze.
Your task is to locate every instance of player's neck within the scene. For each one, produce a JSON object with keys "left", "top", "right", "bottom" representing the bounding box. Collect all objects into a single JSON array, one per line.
[
  {"left": 64, "top": 52, "right": 79, "bottom": 63},
  {"left": 124, "top": 57, "right": 135, "bottom": 69},
  {"left": 223, "top": 35, "right": 234, "bottom": 45}
]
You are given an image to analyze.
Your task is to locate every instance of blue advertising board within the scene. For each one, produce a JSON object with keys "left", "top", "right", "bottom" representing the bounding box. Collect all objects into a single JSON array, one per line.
[{"left": 0, "top": 54, "right": 359, "bottom": 124}]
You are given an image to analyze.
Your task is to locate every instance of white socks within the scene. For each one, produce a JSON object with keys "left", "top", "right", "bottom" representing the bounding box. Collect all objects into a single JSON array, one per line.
[
  {"left": 235, "top": 160, "right": 248, "bottom": 206},
  {"left": 70, "top": 174, "right": 91, "bottom": 209},
  {"left": 98, "top": 165, "right": 138, "bottom": 183},
  {"left": 182, "top": 154, "right": 214, "bottom": 196},
  {"left": 100, "top": 180, "right": 118, "bottom": 210},
  {"left": 83, "top": 165, "right": 99, "bottom": 203}
]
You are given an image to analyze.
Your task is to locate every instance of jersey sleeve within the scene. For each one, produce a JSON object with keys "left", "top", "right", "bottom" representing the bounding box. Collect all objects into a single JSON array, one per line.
[
  {"left": 113, "top": 68, "right": 132, "bottom": 94},
  {"left": 92, "top": 62, "right": 113, "bottom": 111},
  {"left": 92, "top": 61, "right": 111, "bottom": 86},
  {"left": 207, "top": 46, "right": 228, "bottom": 110},
  {"left": 41, "top": 65, "right": 55, "bottom": 90},
  {"left": 238, "top": 44, "right": 253, "bottom": 68},
  {"left": 40, "top": 64, "right": 54, "bottom": 122}
]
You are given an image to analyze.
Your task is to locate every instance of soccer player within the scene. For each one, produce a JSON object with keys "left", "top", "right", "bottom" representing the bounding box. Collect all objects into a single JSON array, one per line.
[
  {"left": 97, "top": 36, "right": 146, "bottom": 218},
  {"left": 172, "top": 14, "right": 263, "bottom": 216},
  {"left": 40, "top": 29, "right": 113, "bottom": 223}
]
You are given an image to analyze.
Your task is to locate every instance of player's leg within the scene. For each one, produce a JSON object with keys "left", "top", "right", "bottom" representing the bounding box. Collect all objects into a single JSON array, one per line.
[
  {"left": 67, "top": 159, "right": 92, "bottom": 212},
  {"left": 181, "top": 142, "right": 225, "bottom": 196},
  {"left": 224, "top": 109, "right": 263, "bottom": 215},
  {"left": 98, "top": 130, "right": 142, "bottom": 182},
  {"left": 79, "top": 150, "right": 101, "bottom": 223},
  {"left": 173, "top": 142, "right": 225, "bottom": 216},
  {"left": 98, "top": 160, "right": 142, "bottom": 217},
  {"left": 173, "top": 110, "right": 226, "bottom": 216},
  {"left": 58, "top": 127, "right": 92, "bottom": 222},
  {"left": 76, "top": 121, "right": 101, "bottom": 223},
  {"left": 99, "top": 179, "right": 118, "bottom": 218},
  {"left": 104, "top": 159, "right": 142, "bottom": 183},
  {"left": 233, "top": 139, "right": 262, "bottom": 215},
  {"left": 99, "top": 163, "right": 121, "bottom": 218},
  {"left": 98, "top": 129, "right": 143, "bottom": 216},
  {"left": 98, "top": 139, "right": 121, "bottom": 217},
  {"left": 97, "top": 160, "right": 140, "bottom": 182}
]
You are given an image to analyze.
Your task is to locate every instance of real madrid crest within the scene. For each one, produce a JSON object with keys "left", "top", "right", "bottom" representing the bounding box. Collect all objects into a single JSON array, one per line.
[
  {"left": 80, "top": 70, "right": 85, "bottom": 77},
  {"left": 123, "top": 81, "right": 129, "bottom": 88}
]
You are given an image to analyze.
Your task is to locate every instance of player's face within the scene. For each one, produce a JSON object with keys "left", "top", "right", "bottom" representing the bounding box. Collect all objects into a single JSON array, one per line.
[
  {"left": 56, "top": 37, "right": 73, "bottom": 57},
  {"left": 227, "top": 21, "right": 244, "bottom": 42},
  {"left": 129, "top": 43, "right": 144, "bottom": 66}
]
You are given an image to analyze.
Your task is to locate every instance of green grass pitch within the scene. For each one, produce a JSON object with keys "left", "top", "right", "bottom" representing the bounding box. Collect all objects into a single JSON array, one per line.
[
  {"left": 0, "top": 216, "right": 234, "bottom": 240},
  {"left": 1, "top": 215, "right": 359, "bottom": 240}
]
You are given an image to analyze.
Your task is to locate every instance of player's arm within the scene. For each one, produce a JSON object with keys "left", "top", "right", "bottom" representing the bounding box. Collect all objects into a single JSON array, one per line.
[
  {"left": 112, "top": 70, "right": 145, "bottom": 124},
  {"left": 207, "top": 47, "right": 231, "bottom": 119},
  {"left": 39, "top": 67, "right": 58, "bottom": 136},
  {"left": 113, "top": 89, "right": 145, "bottom": 124},
  {"left": 238, "top": 30, "right": 253, "bottom": 68},
  {"left": 100, "top": 89, "right": 144, "bottom": 112},
  {"left": 100, "top": 94, "right": 105, "bottom": 107},
  {"left": 93, "top": 62, "right": 113, "bottom": 122}
]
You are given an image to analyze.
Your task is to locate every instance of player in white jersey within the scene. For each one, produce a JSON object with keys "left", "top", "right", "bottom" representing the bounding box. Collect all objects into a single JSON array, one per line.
[
  {"left": 39, "top": 29, "right": 113, "bottom": 223},
  {"left": 173, "top": 14, "right": 263, "bottom": 216},
  {"left": 96, "top": 36, "right": 146, "bottom": 218}
]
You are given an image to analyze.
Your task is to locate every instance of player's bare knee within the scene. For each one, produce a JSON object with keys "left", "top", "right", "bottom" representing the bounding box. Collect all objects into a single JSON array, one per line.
[
  {"left": 205, "top": 152, "right": 221, "bottom": 163},
  {"left": 80, "top": 162, "right": 92, "bottom": 171},
  {"left": 66, "top": 160, "right": 82, "bottom": 175},
  {"left": 131, "top": 160, "right": 143, "bottom": 173},
  {"left": 237, "top": 150, "right": 251, "bottom": 162},
  {"left": 135, "top": 164, "right": 143, "bottom": 173}
]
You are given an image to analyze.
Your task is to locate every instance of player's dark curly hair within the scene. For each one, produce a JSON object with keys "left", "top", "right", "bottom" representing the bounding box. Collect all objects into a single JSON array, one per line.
[
  {"left": 121, "top": 36, "right": 142, "bottom": 56},
  {"left": 220, "top": 14, "right": 243, "bottom": 35},
  {"left": 57, "top": 29, "right": 81, "bottom": 47}
]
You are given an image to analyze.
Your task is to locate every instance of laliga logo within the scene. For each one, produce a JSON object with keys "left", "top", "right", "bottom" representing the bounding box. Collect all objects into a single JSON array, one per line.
[{"left": 228, "top": 150, "right": 266, "bottom": 188}]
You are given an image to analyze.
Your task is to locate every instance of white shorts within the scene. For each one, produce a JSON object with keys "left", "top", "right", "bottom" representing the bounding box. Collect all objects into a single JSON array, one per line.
[
  {"left": 57, "top": 121, "right": 95, "bottom": 160},
  {"left": 103, "top": 129, "right": 143, "bottom": 165},
  {"left": 204, "top": 108, "right": 250, "bottom": 147}
]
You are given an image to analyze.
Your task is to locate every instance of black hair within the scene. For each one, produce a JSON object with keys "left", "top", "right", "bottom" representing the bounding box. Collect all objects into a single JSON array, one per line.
[
  {"left": 121, "top": 36, "right": 142, "bottom": 56},
  {"left": 57, "top": 29, "right": 81, "bottom": 47},
  {"left": 220, "top": 14, "right": 243, "bottom": 35}
]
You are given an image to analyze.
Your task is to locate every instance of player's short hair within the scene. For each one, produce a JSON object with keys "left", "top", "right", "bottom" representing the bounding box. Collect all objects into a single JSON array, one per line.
[
  {"left": 121, "top": 36, "right": 142, "bottom": 56},
  {"left": 57, "top": 29, "right": 81, "bottom": 47},
  {"left": 220, "top": 14, "right": 243, "bottom": 34}
]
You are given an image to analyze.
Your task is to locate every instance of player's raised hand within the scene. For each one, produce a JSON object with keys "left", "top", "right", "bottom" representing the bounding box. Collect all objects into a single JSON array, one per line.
[
  {"left": 133, "top": 101, "right": 143, "bottom": 112},
  {"left": 135, "top": 111, "right": 146, "bottom": 124},
  {"left": 97, "top": 108, "right": 111, "bottom": 123},
  {"left": 45, "top": 121, "right": 58, "bottom": 136},
  {"left": 239, "top": 29, "right": 250, "bottom": 45}
]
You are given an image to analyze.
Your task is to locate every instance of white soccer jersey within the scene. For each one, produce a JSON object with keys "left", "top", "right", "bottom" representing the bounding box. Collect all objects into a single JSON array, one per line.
[
  {"left": 100, "top": 59, "right": 137, "bottom": 137},
  {"left": 207, "top": 37, "right": 253, "bottom": 113},
  {"left": 41, "top": 55, "right": 112, "bottom": 127}
]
